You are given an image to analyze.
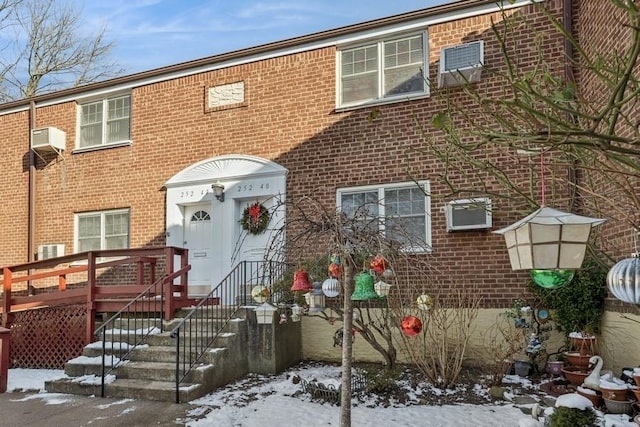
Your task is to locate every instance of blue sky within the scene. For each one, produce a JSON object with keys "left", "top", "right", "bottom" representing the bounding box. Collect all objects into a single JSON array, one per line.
[{"left": 82, "top": 0, "right": 454, "bottom": 74}]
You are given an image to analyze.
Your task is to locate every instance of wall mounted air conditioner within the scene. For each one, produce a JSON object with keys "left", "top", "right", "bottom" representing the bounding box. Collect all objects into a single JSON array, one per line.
[
  {"left": 37, "top": 244, "right": 65, "bottom": 260},
  {"left": 438, "top": 40, "right": 484, "bottom": 88},
  {"left": 445, "top": 198, "right": 492, "bottom": 232},
  {"left": 31, "top": 127, "right": 66, "bottom": 152}
]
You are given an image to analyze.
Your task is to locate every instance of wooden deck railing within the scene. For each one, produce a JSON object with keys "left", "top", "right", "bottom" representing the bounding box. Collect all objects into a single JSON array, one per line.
[{"left": 1, "top": 246, "right": 190, "bottom": 342}]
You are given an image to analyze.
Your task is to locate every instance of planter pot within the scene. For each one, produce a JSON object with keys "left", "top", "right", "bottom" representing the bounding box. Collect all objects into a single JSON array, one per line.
[
  {"left": 576, "top": 386, "right": 603, "bottom": 408},
  {"left": 546, "top": 361, "right": 565, "bottom": 376},
  {"left": 570, "top": 336, "right": 597, "bottom": 356},
  {"left": 561, "top": 366, "right": 591, "bottom": 386},
  {"left": 634, "top": 374, "right": 640, "bottom": 387},
  {"left": 564, "top": 351, "right": 592, "bottom": 368},
  {"left": 603, "top": 397, "right": 633, "bottom": 415},
  {"left": 631, "top": 387, "right": 640, "bottom": 401},
  {"left": 600, "top": 385, "right": 630, "bottom": 401},
  {"left": 514, "top": 360, "right": 531, "bottom": 377}
]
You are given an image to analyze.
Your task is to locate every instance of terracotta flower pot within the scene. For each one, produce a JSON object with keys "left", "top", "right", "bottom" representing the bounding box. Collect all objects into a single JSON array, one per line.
[
  {"left": 564, "top": 351, "right": 592, "bottom": 368},
  {"left": 576, "top": 386, "right": 603, "bottom": 408},
  {"left": 603, "top": 397, "right": 633, "bottom": 415},
  {"left": 570, "top": 335, "right": 597, "bottom": 356},
  {"left": 561, "top": 366, "right": 591, "bottom": 386},
  {"left": 600, "top": 384, "right": 629, "bottom": 401}
]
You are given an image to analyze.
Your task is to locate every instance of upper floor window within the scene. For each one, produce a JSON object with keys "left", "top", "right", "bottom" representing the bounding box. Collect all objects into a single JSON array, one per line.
[
  {"left": 337, "top": 181, "right": 431, "bottom": 251},
  {"left": 78, "top": 94, "right": 131, "bottom": 149},
  {"left": 338, "top": 33, "right": 427, "bottom": 108},
  {"left": 75, "top": 209, "right": 130, "bottom": 252}
]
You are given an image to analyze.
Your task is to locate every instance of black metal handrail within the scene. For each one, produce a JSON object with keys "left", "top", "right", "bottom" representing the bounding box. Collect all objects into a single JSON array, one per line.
[
  {"left": 94, "top": 266, "right": 190, "bottom": 397},
  {"left": 169, "top": 260, "right": 288, "bottom": 403}
]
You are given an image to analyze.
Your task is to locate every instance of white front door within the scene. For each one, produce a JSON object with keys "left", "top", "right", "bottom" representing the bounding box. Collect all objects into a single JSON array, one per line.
[{"left": 184, "top": 204, "right": 213, "bottom": 289}]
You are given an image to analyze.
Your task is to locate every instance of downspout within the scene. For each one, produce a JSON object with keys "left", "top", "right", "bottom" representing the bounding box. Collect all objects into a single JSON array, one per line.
[
  {"left": 563, "top": 0, "right": 578, "bottom": 210},
  {"left": 29, "top": 101, "right": 36, "bottom": 264}
]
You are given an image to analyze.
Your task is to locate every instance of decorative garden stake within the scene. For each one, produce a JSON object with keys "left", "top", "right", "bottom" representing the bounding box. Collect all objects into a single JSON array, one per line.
[
  {"left": 401, "top": 315, "right": 422, "bottom": 337},
  {"left": 291, "top": 269, "right": 313, "bottom": 292},
  {"left": 606, "top": 252, "right": 640, "bottom": 305},
  {"left": 350, "top": 271, "right": 380, "bottom": 300},
  {"left": 494, "top": 206, "right": 605, "bottom": 288}
]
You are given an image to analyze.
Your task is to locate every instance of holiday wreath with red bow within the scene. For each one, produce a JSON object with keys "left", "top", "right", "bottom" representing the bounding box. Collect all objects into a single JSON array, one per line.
[{"left": 240, "top": 202, "right": 270, "bottom": 235}]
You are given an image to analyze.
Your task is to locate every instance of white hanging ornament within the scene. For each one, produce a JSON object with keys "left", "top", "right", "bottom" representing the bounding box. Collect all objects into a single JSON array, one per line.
[
  {"left": 607, "top": 253, "right": 640, "bottom": 305},
  {"left": 416, "top": 294, "right": 433, "bottom": 311},
  {"left": 322, "top": 277, "right": 340, "bottom": 297}
]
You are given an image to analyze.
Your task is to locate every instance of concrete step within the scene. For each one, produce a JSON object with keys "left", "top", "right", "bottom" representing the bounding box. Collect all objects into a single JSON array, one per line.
[
  {"left": 44, "top": 377, "right": 203, "bottom": 403},
  {"left": 114, "top": 361, "right": 213, "bottom": 383}
]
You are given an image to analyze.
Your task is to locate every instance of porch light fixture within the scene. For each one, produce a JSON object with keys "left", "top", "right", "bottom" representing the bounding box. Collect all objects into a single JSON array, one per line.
[
  {"left": 494, "top": 206, "right": 605, "bottom": 288},
  {"left": 254, "top": 302, "right": 277, "bottom": 325},
  {"left": 211, "top": 183, "right": 225, "bottom": 202}
]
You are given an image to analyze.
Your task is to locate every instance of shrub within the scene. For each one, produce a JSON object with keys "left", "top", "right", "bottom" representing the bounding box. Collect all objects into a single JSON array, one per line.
[{"left": 547, "top": 406, "right": 598, "bottom": 427}]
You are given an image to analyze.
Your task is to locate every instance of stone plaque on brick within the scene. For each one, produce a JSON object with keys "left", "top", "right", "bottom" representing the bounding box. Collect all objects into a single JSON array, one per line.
[{"left": 207, "top": 81, "right": 245, "bottom": 110}]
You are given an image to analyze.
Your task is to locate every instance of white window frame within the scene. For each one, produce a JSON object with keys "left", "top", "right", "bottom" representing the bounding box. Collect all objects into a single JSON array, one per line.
[
  {"left": 337, "top": 181, "right": 432, "bottom": 252},
  {"left": 336, "top": 31, "right": 429, "bottom": 109},
  {"left": 76, "top": 93, "right": 131, "bottom": 151},
  {"left": 74, "top": 208, "right": 130, "bottom": 254}
]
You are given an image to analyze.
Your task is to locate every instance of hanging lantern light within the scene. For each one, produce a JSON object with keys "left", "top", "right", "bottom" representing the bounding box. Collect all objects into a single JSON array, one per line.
[
  {"left": 322, "top": 277, "right": 340, "bottom": 297},
  {"left": 401, "top": 316, "right": 422, "bottom": 337},
  {"left": 607, "top": 253, "right": 640, "bottom": 305},
  {"left": 374, "top": 280, "right": 392, "bottom": 297},
  {"left": 308, "top": 282, "right": 326, "bottom": 312},
  {"left": 291, "top": 269, "right": 312, "bottom": 292},
  {"left": 291, "top": 304, "right": 302, "bottom": 322},
  {"left": 254, "top": 302, "right": 277, "bottom": 325},
  {"left": 351, "top": 271, "right": 381, "bottom": 300},
  {"left": 250, "top": 285, "right": 271, "bottom": 303},
  {"left": 494, "top": 207, "right": 605, "bottom": 271},
  {"left": 416, "top": 294, "right": 433, "bottom": 311}
]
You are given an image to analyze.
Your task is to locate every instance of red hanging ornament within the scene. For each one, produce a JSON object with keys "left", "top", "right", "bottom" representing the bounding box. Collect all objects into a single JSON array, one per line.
[
  {"left": 370, "top": 255, "right": 388, "bottom": 275},
  {"left": 401, "top": 315, "right": 422, "bottom": 337}
]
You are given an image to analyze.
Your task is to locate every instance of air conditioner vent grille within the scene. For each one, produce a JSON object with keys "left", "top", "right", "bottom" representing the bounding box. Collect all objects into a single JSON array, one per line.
[{"left": 445, "top": 198, "right": 492, "bottom": 232}]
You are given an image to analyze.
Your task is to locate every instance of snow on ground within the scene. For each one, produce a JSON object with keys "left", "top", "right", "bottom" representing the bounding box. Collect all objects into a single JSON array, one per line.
[{"left": 4, "top": 366, "right": 639, "bottom": 426}]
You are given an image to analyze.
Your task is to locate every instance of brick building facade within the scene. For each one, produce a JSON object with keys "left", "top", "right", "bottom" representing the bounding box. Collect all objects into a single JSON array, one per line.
[{"left": 0, "top": 0, "right": 637, "bottom": 366}]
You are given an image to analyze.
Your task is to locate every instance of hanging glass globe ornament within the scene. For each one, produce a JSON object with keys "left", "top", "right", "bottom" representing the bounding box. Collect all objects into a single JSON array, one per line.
[
  {"left": 328, "top": 262, "right": 343, "bottom": 279},
  {"left": 530, "top": 269, "right": 575, "bottom": 289},
  {"left": 382, "top": 268, "right": 395, "bottom": 280},
  {"left": 416, "top": 294, "right": 433, "bottom": 311},
  {"left": 370, "top": 255, "right": 388, "bottom": 275},
  {"left": 401, "top": 315, "right": 422, "bottom": 337},
  {"left": 322, "top": 277, "right": 340, "bottom": 298},
  {"left": 250, "top": 285, "right": 270, "bottom": 303},
  {"left": 606, "top": 253, "right": 640, "bottom": 305}
]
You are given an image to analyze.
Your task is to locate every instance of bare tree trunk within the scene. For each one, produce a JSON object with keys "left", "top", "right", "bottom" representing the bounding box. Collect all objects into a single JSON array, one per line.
[{"left": 339, "top": 261, "right": 354, "bottom": 427}]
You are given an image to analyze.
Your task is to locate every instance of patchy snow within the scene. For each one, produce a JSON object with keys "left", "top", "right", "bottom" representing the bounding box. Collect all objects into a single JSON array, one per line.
[
  {"left": 5, "top": 364, "right": 639, "bottom": 426},
  {"left": 555, "top": 393, "right": 593, "bottom": 410}
]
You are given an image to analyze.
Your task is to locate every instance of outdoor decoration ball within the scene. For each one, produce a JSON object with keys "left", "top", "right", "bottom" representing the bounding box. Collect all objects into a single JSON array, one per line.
[
  {"left": 322, "top": 277, "right": 340, "bottom": 298},
  {"left": 416, "top": 294, "right": 433, "bottom": 311},
  {"left": 328, "top": 262, "right": 343, "bottom": 279},
  {"left": 530, "top": 269, "right": 575, "bottom": 289},
  {"left": 401, "top": 315, "right": 422, "bottom": 337},
  {"left": 250, "top": 285, "right": 270, "bottom": 303},
  {"left": 606, "top": 254, "right": 640, "bottom": 305},
  {"left": 370, "top": 255, "right": 388, "bottom": 275}
]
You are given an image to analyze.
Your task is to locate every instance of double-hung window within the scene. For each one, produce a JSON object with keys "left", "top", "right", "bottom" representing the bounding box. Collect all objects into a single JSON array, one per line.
[
  {"left": 76, "top": 209, "right": 130, "bottom": 252},
  {"left": 338, "top": 182, "right": 431, "bottom": 251},
  {"left": 79, "top": 94, "right": 131, "bottom": 149},
  {"left": 339, "top": 33, "right": 427, "bottom": 107}
]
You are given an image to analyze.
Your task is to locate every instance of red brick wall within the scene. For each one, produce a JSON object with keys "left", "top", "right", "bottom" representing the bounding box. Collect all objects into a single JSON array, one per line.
[{"left": 0, "top": 1, "right": 568, "bottom": 308}]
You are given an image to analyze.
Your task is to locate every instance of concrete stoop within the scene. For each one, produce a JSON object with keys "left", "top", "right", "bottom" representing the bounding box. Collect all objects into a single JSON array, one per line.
[{"left": 45, "top": 314, "right": 249, "bottom": 402}]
